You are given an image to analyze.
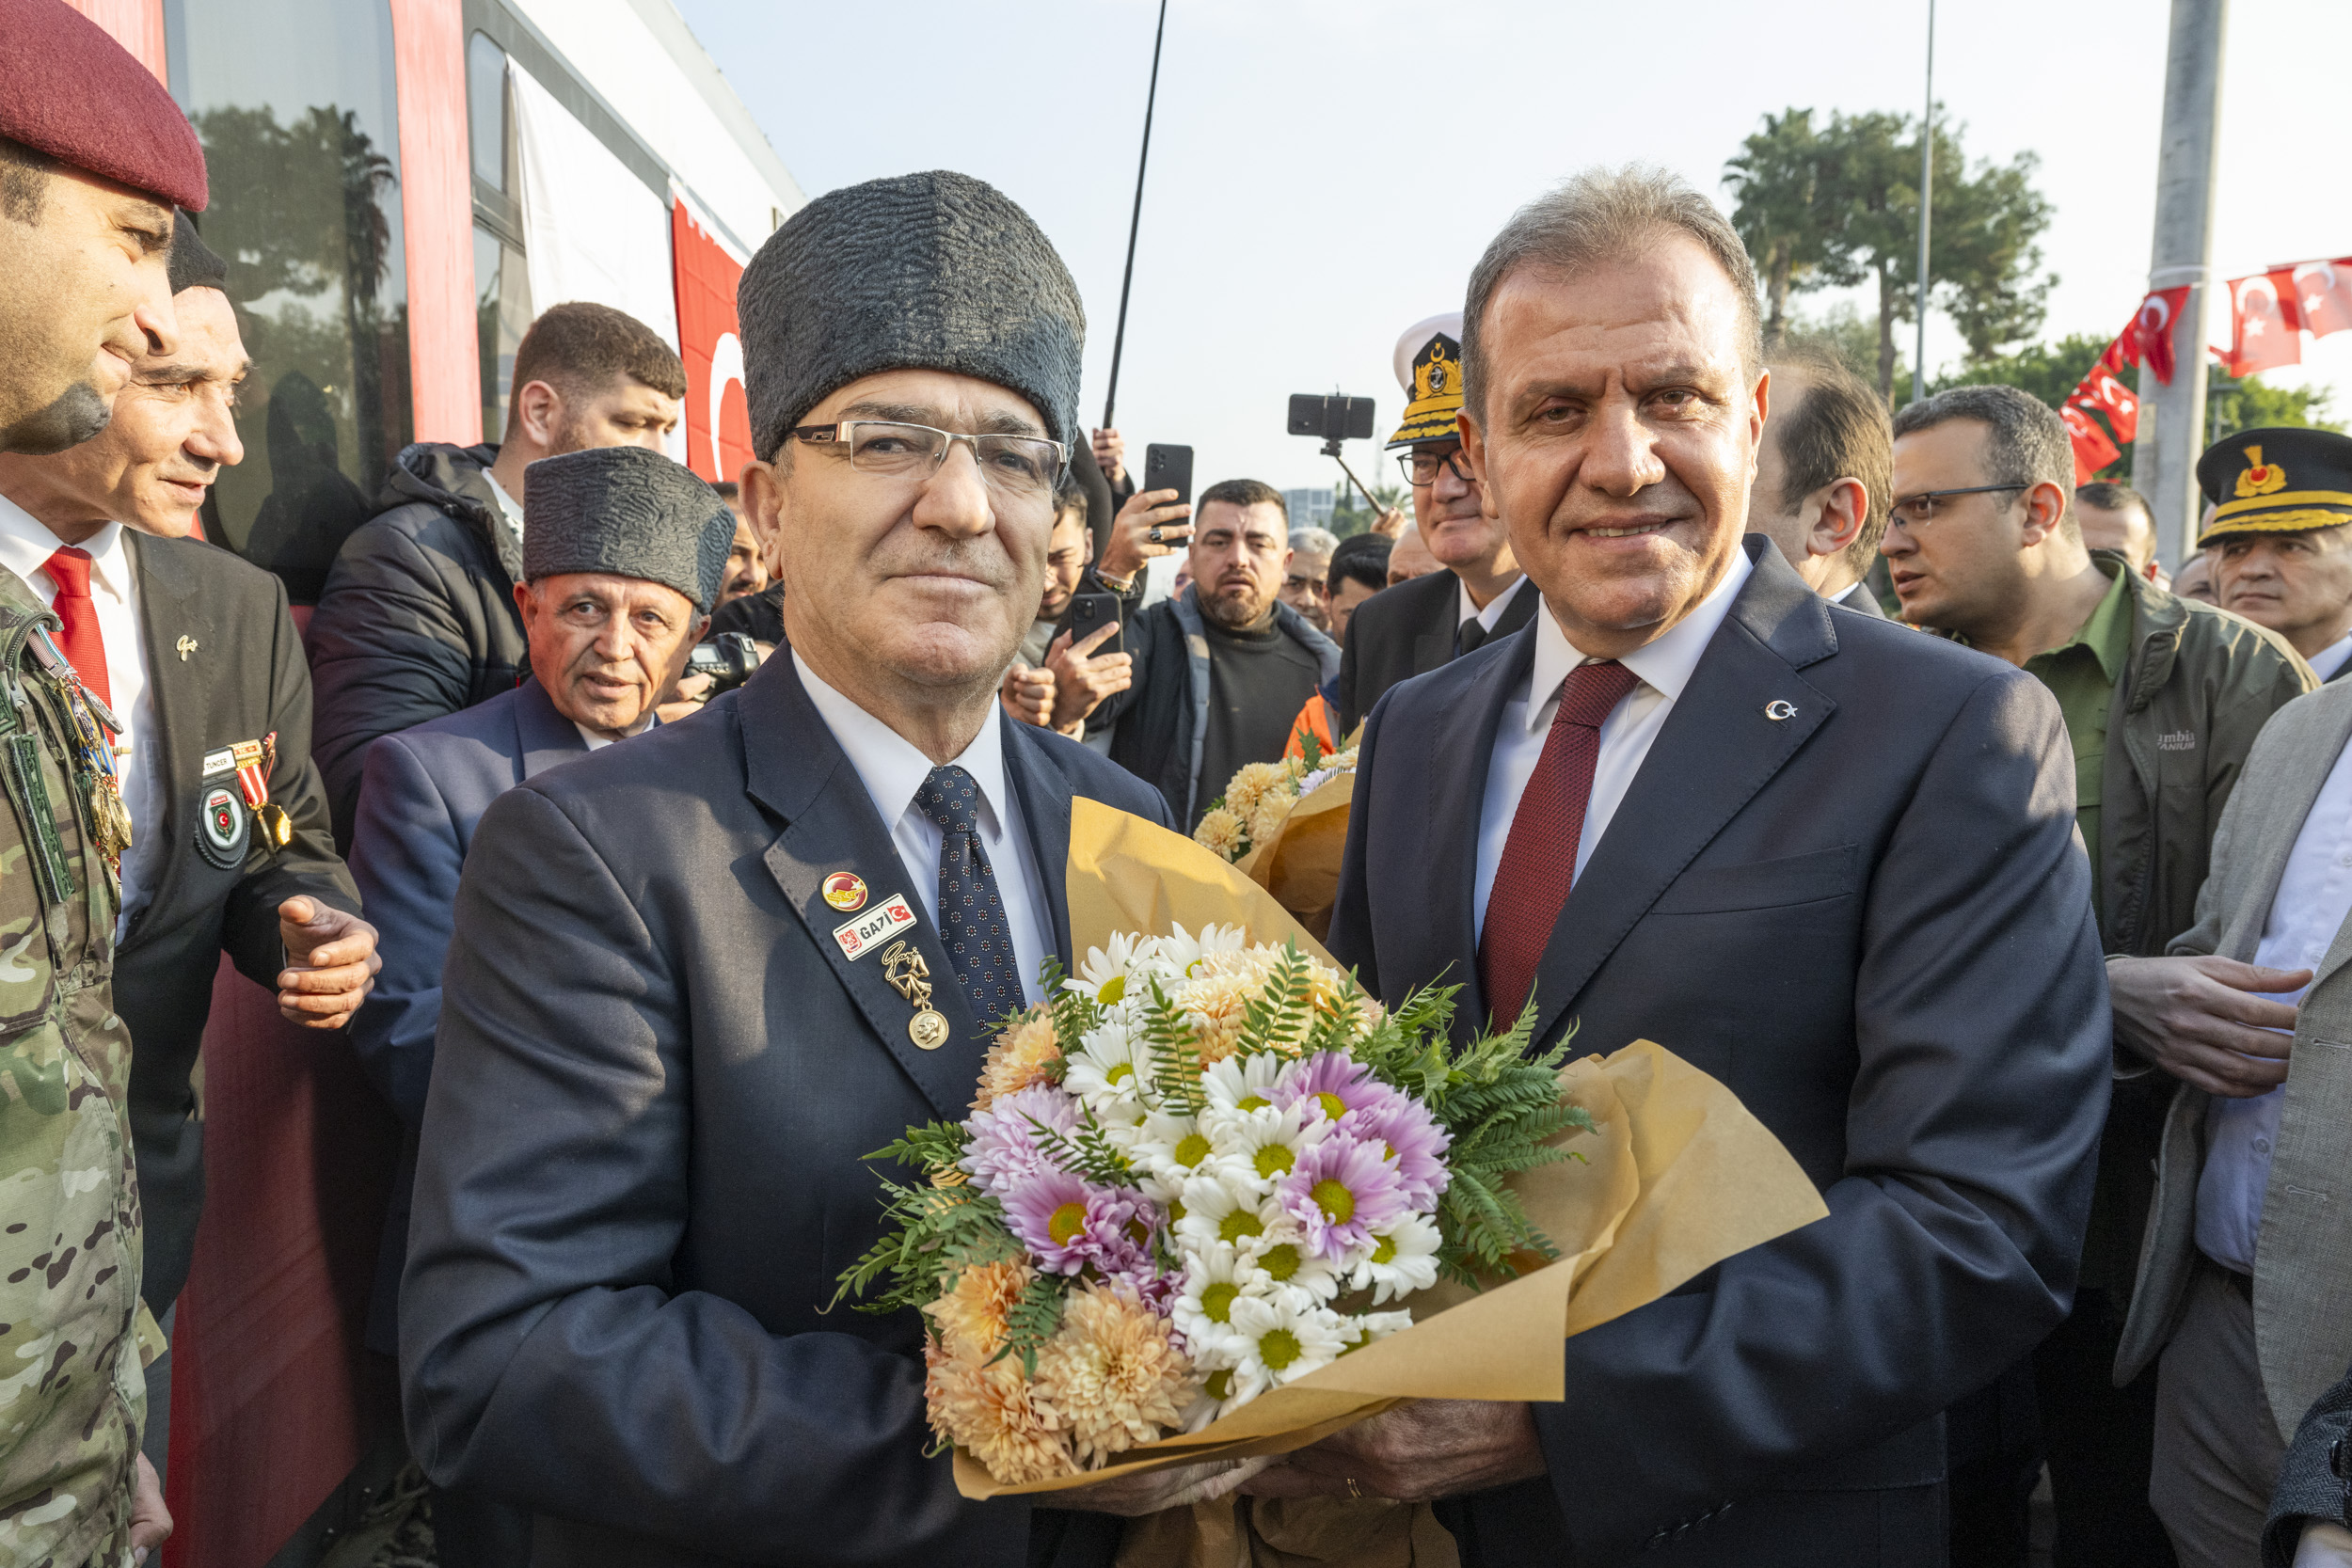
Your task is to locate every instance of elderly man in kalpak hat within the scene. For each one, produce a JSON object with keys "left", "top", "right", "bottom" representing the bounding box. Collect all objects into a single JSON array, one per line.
[
  {"left": 400, "top": 171, "right": 1198, "bottom": 1563},
  {"left": 0, "top": 0, "right": 209, "bottom": 1560},
  {"left": 1333, "top": 312, "right": 1536, "bottom": 734},
  {"left": 2200, "top": 427, "right": 2352, "bottom": 682}
]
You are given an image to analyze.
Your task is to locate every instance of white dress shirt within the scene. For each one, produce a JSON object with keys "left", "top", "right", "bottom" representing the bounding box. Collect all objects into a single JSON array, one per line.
[
  {"left": 1456, "top": 573, "right": 1530, "bottom": 636},
  {"left": 2307, "top": 632, "right": 2352, "bottom": 684},
  {"left": 794, "top": 652, "right": 1053, "bottom": 1008},
  {"left": 0, "top": 497, "right": 157, "bottom": 935},
  {"left": 2194, "top": 731, "right": 2352, "bottom": 1274},
  {"left": 484, "top": 468, "right": 526, "bottom": 544},
  {"left": 1473, "top": 549, "right": 1753, "bottom": 943}
]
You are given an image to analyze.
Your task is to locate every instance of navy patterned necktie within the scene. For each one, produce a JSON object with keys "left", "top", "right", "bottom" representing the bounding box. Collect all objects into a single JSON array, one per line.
[{"left": 914, "top": 765, "right": 1022, "bottom": 1030}]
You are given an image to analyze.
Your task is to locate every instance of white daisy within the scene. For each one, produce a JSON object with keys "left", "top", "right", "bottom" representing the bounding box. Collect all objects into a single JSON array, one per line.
[
  {"left": 1071, "top": 931, "right": 1142, "bottom": 1005},
  {"left": 1168, "top": 1242, "right": 1284, "bottom": 1361},
  {"left": 1200, "top": 1053, "right": 1286, "bottom": 1122},
  {"left": 1150, "top": 922, "right": 1250, "bottom": 980},
  {"left": 1205, "top": 1101, "right": 1326, "bottom": 1196},
  {"left": 1172, "top": 1169, "right": 1285, "bottom": 1259},
  {"left": 1347, "top": 1212, "right": 1443, "bottom": 1306},
  {"left": 1223, "top": 1292, "right": 1347, "bottom": 1403},
  {"left": 1340, "top": 1309, "right": 1415, "bottom": 1354},
  {"left": 1126, "top": 1109, "right": 1227, "bottom": 1206},
  {"left": 1247, "top": 1229, "right": 1343, "bottom": 1305},
  {"left": 1061, "top": 1017, "right": 1152, "bottom": 1117}
]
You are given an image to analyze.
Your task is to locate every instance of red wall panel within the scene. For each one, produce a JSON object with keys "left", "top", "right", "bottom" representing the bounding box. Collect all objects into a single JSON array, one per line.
[{"left": 389, "top": 0, "right": 481, "bottom": 446}]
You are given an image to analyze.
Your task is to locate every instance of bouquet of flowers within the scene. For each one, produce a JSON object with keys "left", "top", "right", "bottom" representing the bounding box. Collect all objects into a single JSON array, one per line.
[
  {"left": 1190, "top": 744, "right": 1358, "bottom": 867},
  {"left": 834, "top": 927, "right": 1585, "bottom": 1485}
]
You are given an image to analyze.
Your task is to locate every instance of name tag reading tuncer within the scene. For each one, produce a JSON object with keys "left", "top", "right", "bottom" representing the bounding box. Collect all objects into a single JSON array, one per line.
[{"left": 834, "top": 893, "right": 917, "bottom": 961}]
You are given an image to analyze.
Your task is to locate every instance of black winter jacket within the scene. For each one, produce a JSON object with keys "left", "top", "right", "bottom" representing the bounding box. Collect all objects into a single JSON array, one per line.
[{"left": 307, "top": 443, "right": 527, "bottom": 849}]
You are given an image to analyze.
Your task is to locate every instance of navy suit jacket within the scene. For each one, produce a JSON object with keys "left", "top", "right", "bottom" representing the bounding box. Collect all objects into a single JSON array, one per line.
[
  {"left": 1329, "top": 539, "right": 2112, "bottom": 1567},
  {"left": 345, "top": 675, "right": 590, "bottom": 1350},
  {"left": 402, "top": 655, "right": 1168, "bottom": 1566}
]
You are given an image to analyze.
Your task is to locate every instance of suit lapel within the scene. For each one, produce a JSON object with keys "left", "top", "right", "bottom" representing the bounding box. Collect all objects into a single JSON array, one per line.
[
  {"left": 511, "top": 676, "right": 588, "bottom": 780},
  {"left": 1525, "top": 547, "right": 1836, "bottom": 1051},
  {"left": 2226, "top": 693, "right": 2352, "bottom": 970},
  {"left": 127, "top": 534, "right": 211, "bottom": 925},
  {"left": 738, "top": 659, "right": 985, "bottom": 1123},
  {"left": 1002, "top": 717, "right": 1075, "bottom": 973},
  {"left": 1424, "top": 626, "right": 1535, "bottom": 1037}
]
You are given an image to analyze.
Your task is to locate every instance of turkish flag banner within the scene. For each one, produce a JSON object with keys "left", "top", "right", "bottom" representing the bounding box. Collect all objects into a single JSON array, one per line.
[
  {"left": 2122, "top": 286, "right": 2194, "bottom": 386},
  {"left": 2061, "top": 404, "right": 2122, "bottom": 484},
  {"left": 2070, "top": 368, "right": 2140, "bottom": 446},
  {"left": 2292, "top": 258, "right": 2352, "bottom": 339},
  {"left": 671, "top": 197, "right": 755, "bottom": 485},
  {"left": 2224, "top": 272, "right": 2302, "bottom": 378}
]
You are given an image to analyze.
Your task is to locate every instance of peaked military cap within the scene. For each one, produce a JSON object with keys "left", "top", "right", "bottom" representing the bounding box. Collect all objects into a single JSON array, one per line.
[
  {"left": 2197, "top": 426, "right": 2352, "bottom": 546},
  {"left": 1387, "top": 312, "right": 1466, "bottom": 449}
]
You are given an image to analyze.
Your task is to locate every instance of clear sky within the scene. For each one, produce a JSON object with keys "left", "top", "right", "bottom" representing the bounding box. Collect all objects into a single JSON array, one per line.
[{"left": 675, "top": 0, "right": 2350, "bottom": 498}]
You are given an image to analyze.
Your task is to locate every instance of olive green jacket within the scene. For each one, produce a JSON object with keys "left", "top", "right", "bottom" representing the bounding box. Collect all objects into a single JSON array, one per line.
[
  {"left": 2081, "top": 554, "right": 2313, "bottom": 1292},
  {"left": 0, "top": 570, "right": 145, "bottom": 1568}
]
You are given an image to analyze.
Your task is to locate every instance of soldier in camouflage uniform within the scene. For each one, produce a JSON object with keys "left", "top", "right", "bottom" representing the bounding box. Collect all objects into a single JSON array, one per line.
[{"left": 1, "top": 0, "right": 211, "bottom": 1559}]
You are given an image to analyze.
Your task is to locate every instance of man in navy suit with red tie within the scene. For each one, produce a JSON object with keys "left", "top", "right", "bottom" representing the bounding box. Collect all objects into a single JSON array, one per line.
[{"left": 1269, "top": 168, "right": 2114, "bottom": 1566}]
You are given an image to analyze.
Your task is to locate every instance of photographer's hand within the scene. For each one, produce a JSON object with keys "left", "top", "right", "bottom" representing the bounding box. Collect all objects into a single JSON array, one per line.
[
  {"left": 1373, "top": 507, "right": 1407, "bottom": 540},
  {"left": 1046, "top": 624, "right": 1132, "bottom": 734},
  {"left": 1000, "top": 662, "right": 1056, "bottom": 728},
  {"left": 1098, "top": 488, "right": 1192, "bottom": 584},
  {"left": 1091, "top": 427, "right": 1127, "bottom": 486}
]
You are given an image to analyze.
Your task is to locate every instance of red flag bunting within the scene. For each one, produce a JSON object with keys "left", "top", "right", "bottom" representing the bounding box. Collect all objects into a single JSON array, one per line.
[
  {"left": 2060, "top": 404, "right": 2122, "bottom": 483},
  {"left": 2289, "top": 258, "right": 2352, "bottom": 339},
  {"left": 670, "top": 198, "right": 756, "bottom": 485},
  {"left": 2069, "top": 367, "right": 2140, "bottom": 446},
  {"left": 2119, "top": 286, "right": 2193, "bottom": 386},
  {"left": 2224, "top": 271, "right": 2302, "bottom": 378}
]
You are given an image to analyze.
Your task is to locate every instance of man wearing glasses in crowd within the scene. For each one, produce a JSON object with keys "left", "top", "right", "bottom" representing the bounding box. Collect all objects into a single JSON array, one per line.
[
  {"left": 1886, "top": 383, "right": 2312, "bottom": 1566},
  {"left": 399, "top": 172, "right": 1195, "bottom": 1563},
  {"left": 1334, "top": 312, "right": 1537, "bottom": 733}
]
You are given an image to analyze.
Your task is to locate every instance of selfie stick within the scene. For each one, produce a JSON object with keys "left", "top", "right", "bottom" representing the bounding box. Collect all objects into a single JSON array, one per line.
[{"left": 1101, "top": 0, "right": 1168, "bottom": 433}]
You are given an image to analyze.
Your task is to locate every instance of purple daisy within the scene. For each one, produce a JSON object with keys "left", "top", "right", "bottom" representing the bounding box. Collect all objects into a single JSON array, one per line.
[
  {"left": 961, "top": 1084, "right": 1078, "bottom": 1197},
  {"left": 1001, "top": 1169, "right": 1158, "bottom": 1278},
  {"left": 1353, "top": 1096, "right": 1453, "bottom": 1209},
  {"left": 1275, "top": 1132, "right": 1411, "bottom": 1260}
]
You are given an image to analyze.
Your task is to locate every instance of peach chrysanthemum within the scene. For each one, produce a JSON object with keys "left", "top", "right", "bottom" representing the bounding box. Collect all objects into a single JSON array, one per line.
[
  {"left": 1174, "top": 948, "right": 1367, "bottom": 1059},
  {"left": 924, "top": 1259, "right": 1031, "bottom": 1361},
  {"left": 1030, "top": 1281, "right": 1192, "bottom": 1467},
  {"left": 1248, "top": 792, "right": 1295, "bottom": 849},
  {"left": 1222, "top": 761, "right": 1286, "bottom": 819},
  {"left": 973, "top": 1010, "right": 1061, "bottom": 1112},
  {"left": 1192, "top": 806, "right": 1246, "bottom": 862},
  {"left": 925, "top": 1336, "right": 1075, "bottom": 1484}
]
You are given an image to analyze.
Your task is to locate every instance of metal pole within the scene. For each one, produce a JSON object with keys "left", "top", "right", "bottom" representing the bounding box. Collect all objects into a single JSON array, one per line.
[
  {"left": 1102, "top": 0, "right": 1168, "bottom": 434},
  {"left": 1910, "top": 0, "right": 1934, "bottom": 405},
  {"left": 2137, "top": 0, "right": 2228, "bottom": 573}
]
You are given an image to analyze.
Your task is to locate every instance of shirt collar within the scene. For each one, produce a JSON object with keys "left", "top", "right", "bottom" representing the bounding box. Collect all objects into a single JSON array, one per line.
[
  {"left": 2312, "top": 631, "right": 2352, "bottom": 683},
  {"left": 484, "top": 468, "right": 526, "bottom": 538},
  {"left": 1523, "top": 546, "right": 1754, "bottom": 733},
  {"left": 0, "top": 491, "right": 129, "bottom": 599},
  {"left": 792, "top": 650, "right": 1010, "bottom": 835},
  {"left": 574, "top": 711, "right": 660, "bottom": 752},
  {"left": 2065, "top": 561, "right": 2134, "bottom": 682},
  {"left": 1455, "top": 572, "right": 1530, "bottom": 631}
]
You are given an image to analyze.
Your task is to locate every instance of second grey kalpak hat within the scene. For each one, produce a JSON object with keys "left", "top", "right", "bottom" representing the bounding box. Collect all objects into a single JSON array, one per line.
[
  {"left": 521, "top": 446, "right": 735, "bottom": 613},
  {"left": 738, "top": 169, "right": 1085, "bottom": 459}
]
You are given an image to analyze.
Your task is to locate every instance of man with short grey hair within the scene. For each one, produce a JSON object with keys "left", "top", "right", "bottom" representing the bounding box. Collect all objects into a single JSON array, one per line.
[
  {"left": 1293, "top": 165, "right": 2113, "bottom": 1567},
  {"left": 1282, "top": 523, "right": 1340, "bottom": 630},
  {"left": 1891, "top": 381, "right": 2311, "bottom": 1565}
]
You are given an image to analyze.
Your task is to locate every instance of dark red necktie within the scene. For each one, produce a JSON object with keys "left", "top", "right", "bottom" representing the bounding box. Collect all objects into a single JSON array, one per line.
[
  {"left": 41, "top": 546, "right": 108, "bottom": 708},
  {"left": 1477, "top": 659, "right": 1639, "bottom": 1028}
]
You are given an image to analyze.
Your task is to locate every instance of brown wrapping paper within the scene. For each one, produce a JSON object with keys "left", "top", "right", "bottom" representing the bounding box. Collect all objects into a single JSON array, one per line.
[
  {"left": 947, "top": 801, "right": 1830, "bottom": 1515},
  {"left": 1232, "top": 772, "right": 1355, "bottom": 942}
]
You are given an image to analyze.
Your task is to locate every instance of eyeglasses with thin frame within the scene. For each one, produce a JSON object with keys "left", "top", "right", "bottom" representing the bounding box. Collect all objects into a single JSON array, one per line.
[
  {"left": 788, "top": 420, "right": 1069, "bottom": 500},
  {"left": 1397, "top": 445, "right": 1471, "bottom": 488},
  {"left": 1888, "top": 483, "right": 2031, "bottom": 530}
]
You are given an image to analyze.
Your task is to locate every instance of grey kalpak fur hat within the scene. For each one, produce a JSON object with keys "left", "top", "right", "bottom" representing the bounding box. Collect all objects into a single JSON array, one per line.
[
  {"left": 739, "top": 169, "right": 1085, "bottom": 459},
  {"left": 520, "top": 446, "right": 734, "bottom": 613}
]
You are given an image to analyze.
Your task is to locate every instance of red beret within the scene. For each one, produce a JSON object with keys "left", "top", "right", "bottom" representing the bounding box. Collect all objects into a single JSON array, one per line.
[{"left": 0, "top": 0, "right": 207, "bottom": 211}]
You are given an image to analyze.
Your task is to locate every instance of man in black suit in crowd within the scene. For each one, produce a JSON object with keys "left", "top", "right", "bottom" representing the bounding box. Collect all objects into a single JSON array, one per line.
[
  {"left": 402, "top": 171, "right": 1229, "bottom": 1565},
  {"left": 1335, "top": 311, "right": 1537, "bottom": 734},
  {"left": 1278, "top": 166, "right": 2112, "bottom": 1566},
  {"left": 1742, "top": 346, "right": 1890, "bottom": 618},
  {"left": 0, "top": 217, "right": 375, "bottom": 1475}
]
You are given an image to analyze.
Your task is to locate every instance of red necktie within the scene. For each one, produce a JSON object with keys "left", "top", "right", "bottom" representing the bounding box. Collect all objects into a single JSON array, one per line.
[
  {"left": 41, "top": 546, "right": 109, "bottom": 709},
  {"left": 1477, "top": 659, "right": 1639, "bottom": 1029}
]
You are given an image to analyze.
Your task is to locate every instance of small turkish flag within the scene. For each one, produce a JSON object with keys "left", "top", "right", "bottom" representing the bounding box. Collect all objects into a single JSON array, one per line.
[
  {"left": 2225, "top": 272, "right": 2302, "bottom": 378},
  {"left": 2061, "top": 404, "right": 2122, "bottom": 483},
  {"left": 2122, "top": 287, "right": 2193, "bottom": 386},
  {"left": 2071, "top": 369, "right": 2140, "bottom": 446},
  {"left": 2292, "top": 258, "right": 2352, "bottom": 339}
]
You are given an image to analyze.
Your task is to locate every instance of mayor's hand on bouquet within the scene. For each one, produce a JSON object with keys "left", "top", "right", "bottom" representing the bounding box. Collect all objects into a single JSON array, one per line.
[
  {"left": 1054, "top": 1455, "right": 1272, "bottom": 1517},
  {"left": 1244, "top": 1399, "right": 1547, "bottom": 1503},
  {"left": 2106, "top": 954, "right": 2308, "bottom": 1098}
]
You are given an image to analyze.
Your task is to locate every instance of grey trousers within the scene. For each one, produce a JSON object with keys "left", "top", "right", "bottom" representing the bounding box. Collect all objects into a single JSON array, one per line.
[{"left": 2153, "top": 1263, "right": 2288, "bottom": 1568}]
